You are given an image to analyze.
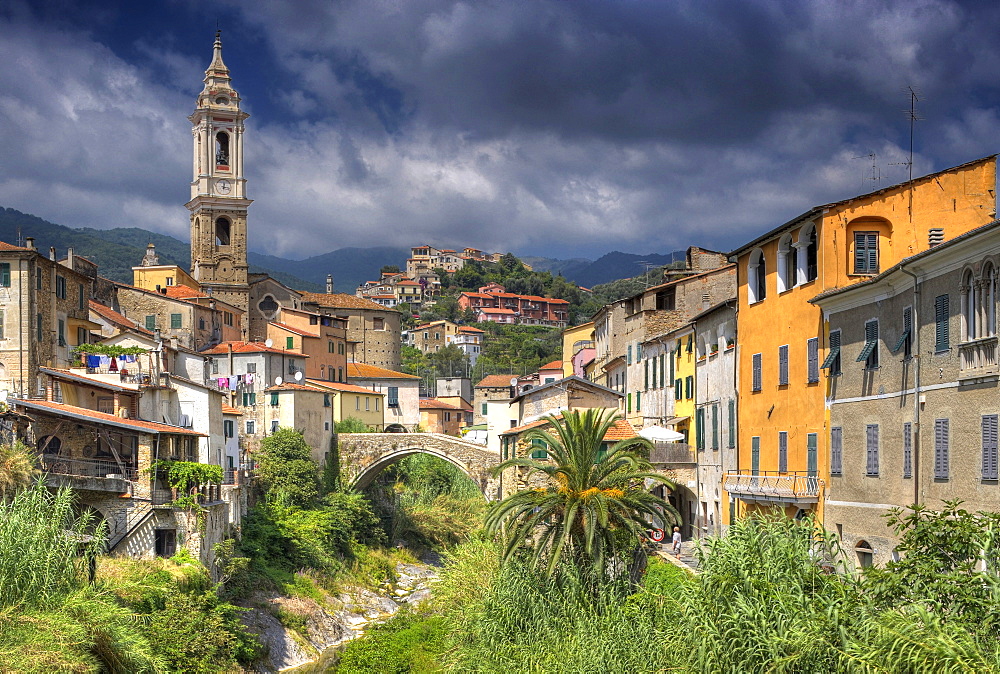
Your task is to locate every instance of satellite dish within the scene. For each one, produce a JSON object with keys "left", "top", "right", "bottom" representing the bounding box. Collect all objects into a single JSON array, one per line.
[
  {"left": 264, "top": 339, "right": 273, "bottom": 348},
  {"left": 294, "top": 371, "right": 303, "bottom": 381},
  {"left": 509, "top": 377, "right": 518, "bottom": 387},
  {"left": 274, "top": 376, "right": 283, "bottom": 386}
]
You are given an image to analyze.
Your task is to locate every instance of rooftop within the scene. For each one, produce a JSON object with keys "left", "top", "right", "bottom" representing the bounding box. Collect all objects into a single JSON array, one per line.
[
  {"left": 14, "top": 399, "right": 205, "bottom": 436},
  {"left": 299, "top": 291, "right": 392, "bottom": 312},
  {"left": 348, "top": 363, "right": 420, "bottom": 380}
]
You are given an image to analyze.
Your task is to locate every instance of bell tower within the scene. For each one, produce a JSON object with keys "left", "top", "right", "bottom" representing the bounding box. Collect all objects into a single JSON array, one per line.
[{"left": 187, "top": 31, "right": 251, "bottom": 318}]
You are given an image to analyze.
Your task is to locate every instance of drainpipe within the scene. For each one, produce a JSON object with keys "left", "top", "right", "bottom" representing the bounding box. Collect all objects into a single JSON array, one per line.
[{"left": 900, "top": 264, "right": 921, "bottom": 506}]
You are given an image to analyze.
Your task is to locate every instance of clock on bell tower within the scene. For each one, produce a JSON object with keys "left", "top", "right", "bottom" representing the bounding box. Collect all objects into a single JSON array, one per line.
[{"left": 186, "top": 31, "right": 251, "bottom": 317}]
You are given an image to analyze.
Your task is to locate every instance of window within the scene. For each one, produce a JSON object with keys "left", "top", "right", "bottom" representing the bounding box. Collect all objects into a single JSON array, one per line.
[
  {"left": 636, "top": 391, "right": 641, "bottom": 412},
  {"left": 0, "top": 263, "right": 13, "bottom": 287},
  {"left": 223, "top": 419, "right": 234, "bottom": 438},
  {"left": 855, "top": 541, "right": 874, "bottom": 569},
  {"left": 246, "top": 420, "right": 255, "bottom": 435},
  {"left": 983, "top": 414, "right": 998, "bottom": 480},
  {"left": 985, "top": 265, "right": 997, "bottom": 337},
  {"left": 696, "top": 408, "right": 705, "bottom": 450},
  {"left": 338, "top": 367, "right": 343, "bottom": 382},
  {"left": 199, "top": 318, "right": 205, "bottom": 330},
  {"left": 674, "top": 379, "right": 682, "bottom": 400},
  {"left": 659, "top": 354, "right": 665, "bottom": 387},
  {"left": 627, "top": 393, "right": 632, "bottom": 413},
  {"left": 797, "top": 223, "right": 818, "bottom": 284},
  {"left": 35, "top": 266, "right": 41, "bottom": 290},
  {"left": 270, "top": 420, "right": 279, "bottom": 433},
  {"left": 444, "top": 412, "right": 451, "bottom": 422},
  {"left": 215, "top": 216, "right": 231, "bottom": 246},
  {"left": 752, "top": 353, "right": 762, "bottom": 392},
  {"left": 328, "top": 341, "right": 334, "bottom": 353},
  {"left": 935, "top": 295, "right": 950, "bottom": 351},
  {"left": 373, "top": 318, "right": 385, "bottom": 330},
  {"left": 650, "top": 357, "right": 656, "bottom": 389},
  {"left": 170, "top": 313, "right": 182, "bottom": 329},
  {"left": 854, "top": 232, "right": 879, "bottom": 274},
  {"left": 934, "top": 418, "right": 949, "bottom": 479},
  {"left": 165, "top": 276, "right": 174, "bottom": 286},
  {"left": 751, "top": 436, "right": 760, "bottom": 474},
  {"left": 656, "top": 288, "right": 675, "bottom": 310},
  {"left": 224, "top": 312, "right": 234, "bottom": 326},
  {"left": 480, "top": 402, "right": 487, "bottom": 415},
  {"left": 242, "top": 392, "right": 256, "bottom": 406},
  {"left": 286, "top": 336, "right": 294, "bottom": 350},
  {"left": 355, "top": 396, "right": 360, "bottom": 410},
  {"left": 269, "top": 393, "right": 279, "bottom": 406},
  {"left": 375, "top": 398, "right": 379, "bottom": 411},
  {"left": 807, "top": 337, "right": 819, "bottom": 383},
  {"left": 895, "top": 307, "right": 912, "bottom": 359},
  {"left": 145, "top": 315, "right": 156, "bottom": 331},
  {"left": 687, "top": 335, "right": 693, "bottom": 353},
  {"left": 78, "top": 283, "right": 85, "bottom": 309},
  {"left": 777, "top": 234, "right": 795, "bottom": 293},
  {"left": 866, "top": 424, "right": 880, "bottom": 476},
  {"left": 338, "top": 342, "right": 345, "bottom": 355},
  {"left": 778, "top": 431, "right": 788, "bottom": 472},
  {"left": 57, "top": 319, "right": 65, "bottom": 347},
  {"left": 365, "top": 397, "right": 370, "bottom": 411},
  {"left": 246, "top": 363, "right": 256, "bottom": 373},
  {"left": 644, "top": 359, "right": 649, "bottom": 390},
  {"left": 963, "top": 270, "right": 977, "bottom": 340},
  {"left": 215, "top": 131, "right": 230, "bottom": 165},
  {"left": 807, "top": 433, "right": 818, "bottom": 477},
  {"left": 728, "top": 399, "right": 736, "bottom": 449},
  {"left": 685, "top": 376, "right": 693, "bottom": 399},
  {"left": 324, "top": 394, "right": 331, "bottom": 407},
  {"left": 627, "top": 345, "right": 632, "bottom": 365},
  {"left": 0, "top": 311, "right": 6, "bottom": 340},
  {"left": 778, "top": 344, "right": 789, "bottom": 386},
  {"left": 831, "top": 427, "right": 843, "bottom": 476},
  {"left": 530, "top": 438, "right": 548, "bottom": 460},
  {"left": 903, "top": 422, "right": 912, "bottom": 478},
  {"left": 822, "top": 330, "right": 842, "bottom": 375},
  {"left": 55, "top": 275, "right": 66, "bottom": 299},
  {"left": 748, "top": 248, "right": 766, "bottom": 303},
  {"left": 858, "top": 320, "right": 879, "bottom": 369}
]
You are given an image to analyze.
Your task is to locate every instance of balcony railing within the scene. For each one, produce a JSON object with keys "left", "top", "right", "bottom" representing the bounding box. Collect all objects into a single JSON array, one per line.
[
  {"left": 649, "top": 442, "right": 696, "bottom": 464},
  {"left": 959, "top": 336, "right": 998, "bottom": 377},
  {"left": 41, "top": 456, "right": 137, "bottom": 481},
  {"left": 723, "top": 470, "right": 822, "bottom": 503}
]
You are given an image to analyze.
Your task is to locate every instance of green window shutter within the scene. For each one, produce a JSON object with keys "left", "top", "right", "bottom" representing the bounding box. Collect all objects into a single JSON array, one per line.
[
  {"left": 659, "top": 354, "right": 665, "bottom": 387},
  {"left": 807, "top": 433, "right": 818, "bottom": 477},
  {"left": 685, "top": 375, "right": 693, "bottom": 399},
  {"left": 636, "top": 391, "right": 641, "bottom": 412},
  {"left": 530, "top": 439, "right": 548, "bottom": 460},
  {"left": 935, "top": 295, "right": 950, "bottom": 351},
  {"left": 644, "top": 359, "right": 649, "bottom": 390},
  {"left": 170, "top": 313, "right": 182, "bottom": 329},
  {"left": 286, "top": 336, "right": 294, "bottom": 349},
  {"left": 270, "top": 393, "right": 279, "bottom": 406},
  {"left": 627, "top": 393, "right": 632, "bottom": 413},
  {"left": 78, "top": 283, "right": 85, "bottom": 310},
  {"left": 669, "top": 351, "right": 675, "bottom": 381},
  {"left": 674, "top": 379, "right": 682, "bottom": 400},
  {"left": 481, "top": 403, "right": 488, "bottom": 415},
  {"left": 696, "top": 408, "right": 704, "bottom": 450},
  {"left": 712, "top": 404, "right": 718, "bottom": 449},
  {"left": 821, "top": 330, "right": 841, "bottom": 373},
  {"left": 728, "top": 399, "right": 735, "bottom": 449},
  {"left": 0, "top": 263, "right": 10, "bottom": 287},
  {"left": 650, "top": 356, "right": 656, "bottom": 389},
  {"left": 751, "top": 436, "right": 760, "bottom": 474},
  {"left": 145, "top": 315, "right": 156, "bottom": 331},
  {"left": 686, "top": 335, "right": 693, "bottom": 353},
  {"left": 627, "top": 345, "right": 632, "bottom": 365}
]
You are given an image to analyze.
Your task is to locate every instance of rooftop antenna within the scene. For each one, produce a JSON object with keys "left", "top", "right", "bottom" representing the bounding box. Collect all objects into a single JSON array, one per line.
[
  {"left": 636, "top": 261, "right": 656, "bottom": 288},
  {"left": 892, "top": 86, "right": 922, "bottom": 183},
  {"left": 852, "top": 151, "right": 880, "bottom": 190}
]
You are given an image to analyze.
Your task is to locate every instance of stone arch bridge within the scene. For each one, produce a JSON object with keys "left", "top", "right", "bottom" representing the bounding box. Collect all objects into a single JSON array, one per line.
[{"left": 337, "top": 433, "right": 503, "bottom": 500}]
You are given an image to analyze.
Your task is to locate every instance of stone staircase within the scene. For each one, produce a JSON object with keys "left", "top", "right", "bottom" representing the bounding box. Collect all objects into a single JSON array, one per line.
[{"left": 106, "top": 500, "right": 153, "bottom": 553}]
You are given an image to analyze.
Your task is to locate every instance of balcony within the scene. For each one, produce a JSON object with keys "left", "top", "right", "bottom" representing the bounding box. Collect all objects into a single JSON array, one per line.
[
  {"left": 40, "top": 456, "right": 136, "bottom": 492},
  {"left": 723, "top": 470, "right": 822, "bottom": 504},
  {"left": 959, "top": 336, "right": 999, "bottom": 379}
]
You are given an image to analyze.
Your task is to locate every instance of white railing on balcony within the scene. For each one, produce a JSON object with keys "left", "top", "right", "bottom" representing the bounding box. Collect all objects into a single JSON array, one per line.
[
  {"left": 959, "top": 336, "right": 998, "bottom": 377},
  {"left": 723, "top": 470, "right": 822, "bottom": 502}
]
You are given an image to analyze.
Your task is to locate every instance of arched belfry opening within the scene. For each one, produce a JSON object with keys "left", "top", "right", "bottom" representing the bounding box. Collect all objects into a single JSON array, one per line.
[
  {"left": 215, "top": 131, "right": 230, "bottom": 167},
  {"left": 215, "top": 217, "right": 231, "bottom": 246}
]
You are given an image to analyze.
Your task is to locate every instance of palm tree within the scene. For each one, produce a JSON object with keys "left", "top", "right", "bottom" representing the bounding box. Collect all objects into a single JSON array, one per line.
[
  {"left": 0, "top": 441, "right": 37, "bottom": 503},
  {"left": 485, "top": 408, "right": 678, "bottom": 577}
]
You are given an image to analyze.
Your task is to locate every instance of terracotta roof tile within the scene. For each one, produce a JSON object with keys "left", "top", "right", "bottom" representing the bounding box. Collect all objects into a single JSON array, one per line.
[
  {"left": 0, "top": 241, "right": 32, "bottom": 252},
  {"left": 15, "top": 399, "right": 205, "bottom": 436},
  {"left": 89, "top": 301, "right": 152, "bottom": 335},
  {"left": 299, "top": 292, "right": 391, "bottom": 311},
  {"left": 269, "top": 322, "right": 317, "bottom": 337},
  {"left": 304, "top": 379, "right": 386, "bottom": 395},
  {"left": 501, "top": 415, "right": 636, "bottom": 441},
  {"left": 163, "top": 284, "right": 209, "bottom": 299},
  {"left": 539, "top": 360, "right": 564, "bottom": 371},
  {"left": 347, "top": 363, "right": 420, "bottom": 379},
  {"left": 202, "top": 341, "right": 310, "bottom": 356},
  {"left": 221, "top": 404, "right": 243, "bottom": 415},
  {"left": 476, "top": 374, "right": 514, "bottom": 388},
  {"left": 419, "top": 398, "right": 460, "bottom": 410},
  {"left": 264, "top": 382, "right": 330, "bottom": 393}
]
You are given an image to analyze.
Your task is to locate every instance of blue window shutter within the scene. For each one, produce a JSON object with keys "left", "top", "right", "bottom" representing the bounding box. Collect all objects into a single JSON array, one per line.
[
  {"left": 644, "top": 359, "right": 649, "bottom": 390},
  {"left": 712, "top": 404, "right": 718, "bottom": 449},
  {"left": 778, "top": 431, "right": 788, "bottom": 472},
  {"left": 627, "top": 345, "right": 632, "bottom": 365},
  {"left": 935, "top": 418, "right": 950, "bottom": 479},
  {"left": 982, "top": 415, "right": 998, "bottom": 480},
  {"left": 751, "top": 437, "right": 760, "bottom": 474},
  {"left": 807, "top": 433, "right": 818, "bottom": 477}
]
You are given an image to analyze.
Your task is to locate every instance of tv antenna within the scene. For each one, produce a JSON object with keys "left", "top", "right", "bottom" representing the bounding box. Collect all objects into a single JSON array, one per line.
[
  {"left": 852, "top": 151, "right": 881, "bottom": 190},
  {"left": 636, "top": 261, "right": 657, "bottom": 288},
  {"left": 892, "top": 86, "right": 922, "bottom": 183}
]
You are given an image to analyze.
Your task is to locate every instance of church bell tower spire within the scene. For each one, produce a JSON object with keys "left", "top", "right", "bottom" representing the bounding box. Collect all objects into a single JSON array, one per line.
[{"left": 186, "top": 31, "right": 251, "bottom": 324}]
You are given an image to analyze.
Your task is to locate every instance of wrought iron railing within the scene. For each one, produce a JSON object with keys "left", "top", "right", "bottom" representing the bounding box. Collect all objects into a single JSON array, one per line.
[{"left": 723, "top": 470, "right": 822, "bottom": 500}]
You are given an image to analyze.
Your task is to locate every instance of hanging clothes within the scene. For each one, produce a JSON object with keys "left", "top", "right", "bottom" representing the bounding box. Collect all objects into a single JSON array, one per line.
[
  {"left": 108, "top": 357, "right": 118, "bottom": 373},
  {"left": 86, "top": 355, "right": 101, "bottom": 369}
]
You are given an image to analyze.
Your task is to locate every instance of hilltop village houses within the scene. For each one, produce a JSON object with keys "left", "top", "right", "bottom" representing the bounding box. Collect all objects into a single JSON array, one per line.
[{"left": 11, "top": 31, "right": 1000, "bottom": 577}]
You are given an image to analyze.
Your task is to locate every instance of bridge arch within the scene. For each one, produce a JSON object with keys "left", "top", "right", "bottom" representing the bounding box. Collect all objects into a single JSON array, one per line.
[{"left": 337, "top": 433, "right": 502, "bottom": 500}]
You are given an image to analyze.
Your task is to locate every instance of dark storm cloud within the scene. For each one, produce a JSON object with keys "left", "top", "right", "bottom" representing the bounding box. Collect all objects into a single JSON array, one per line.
[{"left": 3, "top": 0, "right": 1000, "bottom": 259}]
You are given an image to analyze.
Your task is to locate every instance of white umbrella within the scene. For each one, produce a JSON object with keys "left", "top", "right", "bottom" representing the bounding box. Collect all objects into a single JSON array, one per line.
[{"left": 639, "top": 425, "right": 685, "bottom": 442}]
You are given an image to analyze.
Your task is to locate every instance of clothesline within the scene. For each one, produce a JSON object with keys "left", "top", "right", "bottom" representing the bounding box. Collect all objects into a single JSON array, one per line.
[{"left": 214, "top": 373, "right": 256, "bottom": 391}]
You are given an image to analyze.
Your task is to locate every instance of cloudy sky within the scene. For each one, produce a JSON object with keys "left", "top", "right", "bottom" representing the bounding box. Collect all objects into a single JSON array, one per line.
[{"left": 2, "top": 0, "right": 1000, "bottom": 261}]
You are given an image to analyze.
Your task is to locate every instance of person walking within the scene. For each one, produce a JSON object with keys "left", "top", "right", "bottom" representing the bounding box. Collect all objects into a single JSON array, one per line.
[{"left": 671, "top": 526, "right": 682, "bottom": 557}]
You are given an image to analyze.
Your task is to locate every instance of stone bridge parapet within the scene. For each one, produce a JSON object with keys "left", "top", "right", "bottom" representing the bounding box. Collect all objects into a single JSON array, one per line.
[{"left": 337, "top": 433, "right": 503, "bottom": 500}]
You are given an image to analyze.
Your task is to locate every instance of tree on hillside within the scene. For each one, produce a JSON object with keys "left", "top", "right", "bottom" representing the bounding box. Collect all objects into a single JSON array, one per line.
[
  {"left": 486, "top": 409, "right": 676, "bottom": 578},
  {"left": 452, "top": 260, "right": 486, "bottom": 289},
  {"left": 380, "top": 264, "right": 401, "bottom": 274},
  {"left": 430, "top": 344, "right": 470, "bottom": 378},
  {"left": 255, "top": 428, "right": 319, "bottom": 507}
]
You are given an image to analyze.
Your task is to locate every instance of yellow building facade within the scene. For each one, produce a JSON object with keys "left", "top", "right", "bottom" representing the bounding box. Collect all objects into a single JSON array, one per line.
[
  {"left": 561, "top": 321, "right": 595, "bottom": 377},
  {"left": 726, "top": 156, "right": 997, "bottom": 520},
  {"left": 670, "top": 326, "right": 697, "bottom": 443}
]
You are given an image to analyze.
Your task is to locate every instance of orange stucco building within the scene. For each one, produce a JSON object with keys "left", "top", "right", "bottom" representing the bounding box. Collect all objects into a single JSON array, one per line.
[{"left": 725, "top": 156, "right": 997, "bottom": 522}]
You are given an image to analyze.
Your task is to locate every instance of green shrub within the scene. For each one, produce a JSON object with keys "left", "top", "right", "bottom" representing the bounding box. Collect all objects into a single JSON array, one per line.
[{"left": 337, "top": 608, "right": 447, "bottom": 674}]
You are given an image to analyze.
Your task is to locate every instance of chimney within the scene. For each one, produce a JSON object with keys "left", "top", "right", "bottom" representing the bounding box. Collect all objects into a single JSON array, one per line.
[
  {"left": 326, "top": 274, "right": 334, "bottom": 294},
  {"left": 49, "top": 247, "right": 56, "bottom": 261},
  {"left": 25, "top": 237, "right": 34, "bottom": 250},
  {"left": 66, "top": 247, "right": 74, "bottom": 268}
]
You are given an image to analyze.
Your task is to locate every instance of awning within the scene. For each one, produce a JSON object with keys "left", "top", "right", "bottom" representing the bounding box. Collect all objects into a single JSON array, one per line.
[{"left": 639, "top": 425, "right": 685, "bottom": 442}]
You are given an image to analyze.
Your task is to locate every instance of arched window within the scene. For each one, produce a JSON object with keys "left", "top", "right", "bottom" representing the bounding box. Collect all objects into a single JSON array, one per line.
[
  {"left": 748, "top": 248, "right": 766, "bottom": 304},
  {"left": 983, "top": 263, "right": 997, "bottom": 337},
  {"left": 776, "top": 234, "right": 795, "bottom": 293},
  {"left": 855, "top": 540, "right": 874, "bottom": 569},
  {"left": 215, "top": 217, "right": 231, "bottom": 246},
  {"left": 215, "top": 131, "right": 230, "bottom": 166},
  {"left": 963, "top": 270, "right": 977, "bottom": 341},
  {"left": 796, "top": 223, "right": 818, "bottom": 284}
]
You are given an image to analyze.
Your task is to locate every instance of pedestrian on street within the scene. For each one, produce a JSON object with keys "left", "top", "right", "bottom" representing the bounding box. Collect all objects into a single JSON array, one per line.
[{"left": 671, "top": 526, "right": 682, "bottom": 557}]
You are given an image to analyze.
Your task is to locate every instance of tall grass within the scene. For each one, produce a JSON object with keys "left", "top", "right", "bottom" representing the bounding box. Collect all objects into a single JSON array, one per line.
[{"left": 0, "top": 481, "right": 103, "bottom": 609}]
